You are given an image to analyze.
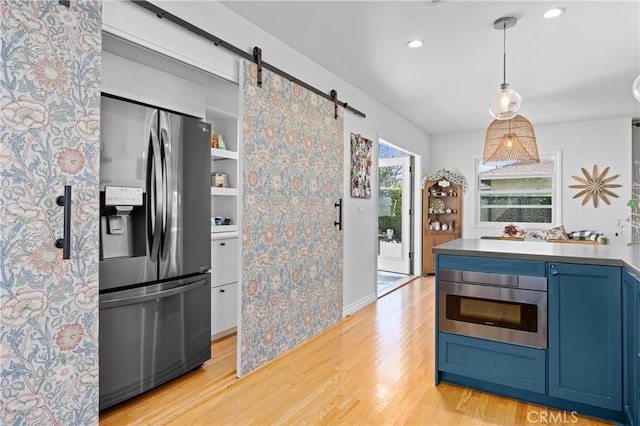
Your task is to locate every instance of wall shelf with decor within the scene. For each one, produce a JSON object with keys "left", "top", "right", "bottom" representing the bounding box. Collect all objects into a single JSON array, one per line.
[
  {"left": 207, "top": 106, "right": 239, "bottom": 239},
  {"left": 423, "top": 178, "right": 462, "bottom": 275}
]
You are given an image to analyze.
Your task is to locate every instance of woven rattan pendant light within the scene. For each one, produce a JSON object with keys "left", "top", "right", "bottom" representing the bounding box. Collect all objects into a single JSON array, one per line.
[{"left": 483, "top": 114, "right": 540, "bottom": 165}]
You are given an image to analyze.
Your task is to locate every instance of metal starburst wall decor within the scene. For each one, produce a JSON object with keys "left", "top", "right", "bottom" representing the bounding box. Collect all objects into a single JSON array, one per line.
[{"left": 569, "top": 164, "right": 622, "bottom": 207}]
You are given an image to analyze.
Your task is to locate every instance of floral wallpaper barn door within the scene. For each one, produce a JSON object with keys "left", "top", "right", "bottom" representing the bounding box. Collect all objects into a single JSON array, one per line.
[
  {"left": 240, "top": 60, "right": 344, "bottom": 375},
  {"left": 0, "top": 1, "right": 101, "bottom": 423}
]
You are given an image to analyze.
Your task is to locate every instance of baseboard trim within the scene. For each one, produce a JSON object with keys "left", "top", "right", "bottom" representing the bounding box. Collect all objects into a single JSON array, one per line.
[
  {"left": 211, "top": 327, "right": 236, "bottom": 342},
  {"left": 343, "top": 293, "right": 377, "bottom": 318}
]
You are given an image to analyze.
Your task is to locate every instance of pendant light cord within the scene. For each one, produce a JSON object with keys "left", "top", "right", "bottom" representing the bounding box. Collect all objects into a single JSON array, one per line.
[{"left": 502, "top": 24, "right": 507, "bottom": 86}]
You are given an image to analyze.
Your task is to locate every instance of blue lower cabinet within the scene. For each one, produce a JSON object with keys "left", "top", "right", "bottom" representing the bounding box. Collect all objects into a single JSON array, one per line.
[
  {"left": 548, "top": 262, "right": 622, "bottom": 411},
  {"left": 438, "top": 332, "right": 546, "bottom": 394},
  {"left": 623, "top": 269, "right": 639, "bottom": 425}
]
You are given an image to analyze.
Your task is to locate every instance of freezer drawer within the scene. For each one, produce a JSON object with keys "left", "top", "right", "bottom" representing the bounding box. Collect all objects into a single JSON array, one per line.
[
  {"left": 99, "top": 274, "right": 211, "bottom": 410},
  {"left": 211, "top": 237, "right": 238, "bottom": 287}
]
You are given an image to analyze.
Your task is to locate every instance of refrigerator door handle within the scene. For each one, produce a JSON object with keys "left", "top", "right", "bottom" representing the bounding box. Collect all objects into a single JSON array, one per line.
[
  {"left": 159, "top": 122, "right": 172, "bottom": 258},
  {"left": 148, "top": 112, "right": 163, "bottom": 260}
]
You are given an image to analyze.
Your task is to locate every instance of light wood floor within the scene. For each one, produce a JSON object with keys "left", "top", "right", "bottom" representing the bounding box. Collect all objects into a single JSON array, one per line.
[{"left": 100, "top": 277, "right": 611, "bottom": 425}]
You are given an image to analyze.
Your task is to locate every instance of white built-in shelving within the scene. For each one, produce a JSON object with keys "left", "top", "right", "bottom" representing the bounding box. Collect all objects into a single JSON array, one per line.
[{"left": 207, "top": 106, "right": 239, "bottom": 238}]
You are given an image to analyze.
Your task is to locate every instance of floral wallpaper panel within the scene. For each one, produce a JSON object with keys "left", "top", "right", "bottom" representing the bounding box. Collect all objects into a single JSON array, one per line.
[
  {"left": 0, "top": 1, "right": 101, "bottom": 423},
  {"left": 240, "top": 60, "right": 344, "bottom": 375}
]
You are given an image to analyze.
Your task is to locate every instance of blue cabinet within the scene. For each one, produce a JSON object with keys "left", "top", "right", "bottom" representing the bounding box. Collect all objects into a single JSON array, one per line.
[
  {"left": 548, "top": 262, "right": 622, "bottom": 411},
  {"left": 623, "top": 269, "right": 640, "bottom": 425},
  {"left": 439, "top": 332, "right": 546, "bottom": 393}
]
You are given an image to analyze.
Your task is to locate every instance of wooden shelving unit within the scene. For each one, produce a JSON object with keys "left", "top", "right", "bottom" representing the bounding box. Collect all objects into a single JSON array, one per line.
[{"left": 422, "top": 178, "right": 462, "bottom": 275}]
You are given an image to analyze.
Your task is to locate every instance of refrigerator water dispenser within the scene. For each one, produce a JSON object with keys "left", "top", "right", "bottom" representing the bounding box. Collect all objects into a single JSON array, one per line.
[{"left": 100, "top": 186, "right": 145, "bottom": 260}]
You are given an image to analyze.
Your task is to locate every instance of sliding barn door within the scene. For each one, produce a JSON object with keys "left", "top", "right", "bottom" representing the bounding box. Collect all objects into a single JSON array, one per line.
[
  {"left": 0, "top": 1, "right": 101, "bottom": 423},
  {"left": 239, "top": 60, "right": 344, "bottom": 375}
]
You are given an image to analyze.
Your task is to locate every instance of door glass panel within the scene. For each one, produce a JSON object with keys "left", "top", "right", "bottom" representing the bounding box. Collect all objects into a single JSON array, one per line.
[
  {"left": 378, "top": 154, "right": 412, "bottom": 275},
  {"left": 379, "top": 164, "right": 404, "bottom": 244}
]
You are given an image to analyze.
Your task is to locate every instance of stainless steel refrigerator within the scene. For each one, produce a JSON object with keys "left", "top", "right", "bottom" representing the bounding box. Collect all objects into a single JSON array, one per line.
[{"left": 99, "top": 94, "right": 211, "bottom": 410}]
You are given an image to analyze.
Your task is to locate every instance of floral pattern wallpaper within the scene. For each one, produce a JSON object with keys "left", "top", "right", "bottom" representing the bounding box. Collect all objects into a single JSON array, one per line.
[
  {"left": 240, "top": 60, "right": 344, "bottom": 375},
  {"left": 0, "top": 1, "right": 101, "bottom": 423}
]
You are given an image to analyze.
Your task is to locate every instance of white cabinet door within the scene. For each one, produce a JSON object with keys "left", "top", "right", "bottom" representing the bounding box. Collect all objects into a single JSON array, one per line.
[
  {"left": 211, "top": 282, "right": 238, "bottom": 338},
  {"left": 211, "top": 238, "right": 238, "bottom": 287}
]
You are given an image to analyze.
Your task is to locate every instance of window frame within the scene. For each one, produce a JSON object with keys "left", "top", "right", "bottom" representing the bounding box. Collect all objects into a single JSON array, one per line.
[{"left": 475, "top": 151, "right": 562, "bottom": 229}]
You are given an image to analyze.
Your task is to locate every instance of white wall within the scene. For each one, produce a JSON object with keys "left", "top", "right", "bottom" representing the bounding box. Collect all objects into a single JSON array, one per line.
[
  {"left": 430, "top": 117, "right": 633, "bottom": 246},
  {"left": 103, "top": 0, "right": 430, "bottom": 314}
]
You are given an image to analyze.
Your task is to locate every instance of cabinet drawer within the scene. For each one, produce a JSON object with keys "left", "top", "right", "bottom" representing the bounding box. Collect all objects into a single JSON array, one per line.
[
  {"left": 439, "top": 332, "right": 546, "bottom": 394},
  {"left": 211, "top": 282, "right": 238, "bottom": 337},
  {"left": 211, "top": 238, "right": 238, "bottom": 287}
]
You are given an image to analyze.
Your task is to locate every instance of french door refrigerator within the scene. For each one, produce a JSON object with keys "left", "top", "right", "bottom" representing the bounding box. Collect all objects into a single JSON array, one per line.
[{"left": 99, "top": 94, "right": 211, "bottom": 410}]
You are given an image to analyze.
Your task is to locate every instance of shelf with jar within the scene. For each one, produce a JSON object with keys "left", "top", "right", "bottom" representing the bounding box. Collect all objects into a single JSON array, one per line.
[
  {"left": 423, "top": 178, "right": 463, "bottom": 275},
  {"left": 207, "top": 106, "right": 239, "bottom": 237}
]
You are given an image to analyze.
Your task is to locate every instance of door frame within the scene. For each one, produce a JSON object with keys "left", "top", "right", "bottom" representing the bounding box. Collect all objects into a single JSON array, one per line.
[{"left": 377, "top": 139, "right": 421, "bottom": 277}]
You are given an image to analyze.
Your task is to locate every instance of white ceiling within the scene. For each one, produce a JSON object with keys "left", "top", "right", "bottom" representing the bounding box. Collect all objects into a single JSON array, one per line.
[{"left": 221, "top": 0, "right": 640, "bottom": 135}]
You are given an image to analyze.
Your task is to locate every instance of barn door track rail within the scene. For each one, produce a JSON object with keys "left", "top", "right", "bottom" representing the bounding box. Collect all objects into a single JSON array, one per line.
[{"left": 131, "top": 1, "right": 366, "bottom": 119}]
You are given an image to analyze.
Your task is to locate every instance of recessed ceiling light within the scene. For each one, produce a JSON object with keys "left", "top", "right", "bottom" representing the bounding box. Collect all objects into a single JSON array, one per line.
[
  {"left": 543, "top": 7, "right": 565, "bottom": 19},
  {"left": 407, "top": 40, "right": 423, "bottom": 48}
]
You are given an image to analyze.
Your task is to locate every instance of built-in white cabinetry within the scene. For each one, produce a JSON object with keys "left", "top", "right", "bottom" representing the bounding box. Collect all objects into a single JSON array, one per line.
[
  {"left": 211, "top": 281, "right": 238, "bottom": 339},
  {"left": 211, "top": 237, "right": 238, "bottom": 286},
  {"left": 210, "top": 235, "right": 239, "bottom": 339},
  {"left": 207, "top": 106, "right": 240, "bottom": 341}
]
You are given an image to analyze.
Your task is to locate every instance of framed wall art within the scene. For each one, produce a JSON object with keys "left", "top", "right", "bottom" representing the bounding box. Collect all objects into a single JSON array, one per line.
[{"left": 350, "top": 133, "right": 373, "bottom": 198}]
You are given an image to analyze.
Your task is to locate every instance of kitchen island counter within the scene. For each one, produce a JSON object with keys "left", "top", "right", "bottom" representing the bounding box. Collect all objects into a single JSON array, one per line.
[
  {"left": 432, "top": 238, "right": 640, "bottom": 276},
  {"left": 433, "top": 238, "right": 640, "bottom": 425}
]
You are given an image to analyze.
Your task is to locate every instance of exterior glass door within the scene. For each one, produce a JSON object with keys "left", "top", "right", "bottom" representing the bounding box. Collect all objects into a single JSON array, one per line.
[{"left": 378, "top": 156, "right": 411, "bottom": 274}]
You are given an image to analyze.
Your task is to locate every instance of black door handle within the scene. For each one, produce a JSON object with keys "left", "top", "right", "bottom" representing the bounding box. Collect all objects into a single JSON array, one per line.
[
  {"left": 334, "top": 198, "right": 342, "bottom": 231},
  {"left": 55, "top": 185, "right": 71, "bottom": 259}
]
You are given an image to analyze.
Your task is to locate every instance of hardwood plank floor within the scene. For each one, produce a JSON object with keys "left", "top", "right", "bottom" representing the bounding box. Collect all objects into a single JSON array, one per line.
[{"left": 100, "top": 277, "right": 612, "bottom": 425}]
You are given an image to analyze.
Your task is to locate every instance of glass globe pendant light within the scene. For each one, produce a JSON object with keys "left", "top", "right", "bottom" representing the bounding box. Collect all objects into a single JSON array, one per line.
[
  {"left": 633, "top": 74, "right": 640, "bottom": 101},
  {"left": 489, "top": 17, "right": 521, "bottom": 120}
]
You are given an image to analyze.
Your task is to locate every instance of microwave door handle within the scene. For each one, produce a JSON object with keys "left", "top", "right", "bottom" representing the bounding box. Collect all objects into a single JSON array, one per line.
[
  {"left": 148, "top": 118, "right": 163, "bottom": 260},
  {"left": 159, "top": 125, "right": 172, "bottom": 258}
]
